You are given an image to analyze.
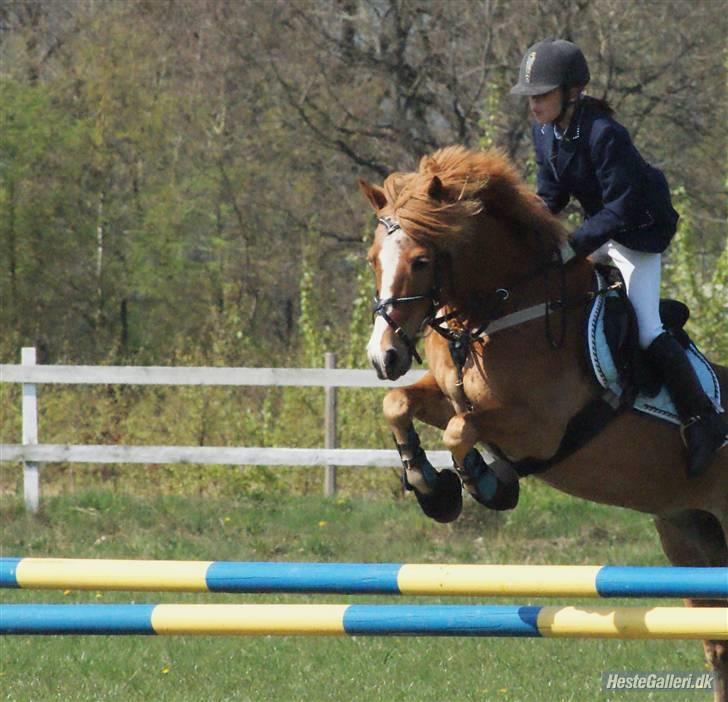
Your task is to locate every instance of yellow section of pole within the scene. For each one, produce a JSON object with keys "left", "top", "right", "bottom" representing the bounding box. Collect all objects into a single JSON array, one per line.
[
  {"left": 398, "top": 564, "right": 602, "bottom": 596},
  {"left": 16, "top": 558, "right": 212, "bottom": 592},
  {"left": 151, "top": 604, "right": 349, "bottom": 635},
  {"left": 538, "top": 605, "right": 728, "bottom": 639}
]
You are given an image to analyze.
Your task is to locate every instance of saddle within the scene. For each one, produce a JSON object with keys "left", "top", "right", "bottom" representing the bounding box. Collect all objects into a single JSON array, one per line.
[
  {"left": 510, "top": 265, "right": 721, "bottom": 477},
  {"left": 587, "top": 264, "right": 721, "bottom": 426}
]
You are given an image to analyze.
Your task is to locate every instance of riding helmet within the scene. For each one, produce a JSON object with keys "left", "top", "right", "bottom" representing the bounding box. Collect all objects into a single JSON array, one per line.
[{"left": 510, "top": 39, "right": 590, "bottom": 96}]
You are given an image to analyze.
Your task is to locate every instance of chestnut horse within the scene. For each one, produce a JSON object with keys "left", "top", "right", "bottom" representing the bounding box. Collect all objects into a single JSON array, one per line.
[{"left": 359, "top": 146, "right": 727, "bottom": 700}]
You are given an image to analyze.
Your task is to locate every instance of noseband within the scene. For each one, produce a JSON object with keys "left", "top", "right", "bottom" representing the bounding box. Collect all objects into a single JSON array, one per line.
[{"left": 371, "top": 216, "right": 439, "bottom": 364}]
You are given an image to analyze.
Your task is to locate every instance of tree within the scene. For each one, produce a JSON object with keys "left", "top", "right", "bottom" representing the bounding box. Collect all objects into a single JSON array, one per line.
[{"left": 0, "top": 0, "right": 724, "bottom": 364}]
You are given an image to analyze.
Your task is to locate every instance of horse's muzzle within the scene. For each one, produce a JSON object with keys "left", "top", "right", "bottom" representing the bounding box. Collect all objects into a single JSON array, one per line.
[{"left": 369, "top": 345, "right": 412, "bottom": 381}]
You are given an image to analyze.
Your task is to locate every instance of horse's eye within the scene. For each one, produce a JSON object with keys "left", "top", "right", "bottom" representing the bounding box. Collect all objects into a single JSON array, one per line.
[{"left": 411, "top": 257, "right": 431, "bottom": 272}]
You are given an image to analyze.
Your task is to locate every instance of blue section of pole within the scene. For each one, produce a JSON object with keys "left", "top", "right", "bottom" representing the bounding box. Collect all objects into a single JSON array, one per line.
[
  {"left": 205, "top": 562, "right": 403, "bottom": 594},
  {"left": 0, "top": 558, "right": 21, "bottom": 588},
  {"left": 0, "top": 604, "right": 157, "bottom": 635},
  {"left": 595, "top": 566, "right": 728, "bottom": 598},
  {"left": 342, "top": 604, "right": 543, "bottom": 637}
]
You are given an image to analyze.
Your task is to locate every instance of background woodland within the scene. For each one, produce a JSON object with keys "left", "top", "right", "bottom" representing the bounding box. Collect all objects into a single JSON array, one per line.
[
  {"left": 2, "top": 0, "right": 726, "bottom": 367},
  {"left": 0, "top": 0, "right": 726, "bottom": 495}
]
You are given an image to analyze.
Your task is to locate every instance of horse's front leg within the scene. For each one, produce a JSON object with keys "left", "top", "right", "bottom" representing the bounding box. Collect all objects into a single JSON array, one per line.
[
  {"left": 383, "top": 372, "right": 462, "bottom": 523},
  {"left": 443, "top": 412, "right": 520, "bottom": 511}
]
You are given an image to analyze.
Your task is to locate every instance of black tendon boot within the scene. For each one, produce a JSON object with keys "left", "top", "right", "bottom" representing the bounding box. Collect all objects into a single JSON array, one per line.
[{"left": 647, "top": 332, "right": 728, "bottom": 477}]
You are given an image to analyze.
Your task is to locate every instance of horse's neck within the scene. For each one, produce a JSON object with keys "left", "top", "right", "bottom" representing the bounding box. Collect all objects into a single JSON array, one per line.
[
  {"left": 449, "top": 242, "right": 594, "bottom": 331},
  {"left": 433, "top": 256, "right": 597, "bottom": 416},
  {"left": 482, "top": 256, "right": 596, "bottom": 342},
  {"left": 488, "top": 255, "right": 595, "bottom": 390}
]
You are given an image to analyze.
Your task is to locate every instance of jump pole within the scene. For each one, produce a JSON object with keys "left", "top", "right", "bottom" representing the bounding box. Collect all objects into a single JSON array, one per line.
[
  {"left": 2, "top": 603, "right": 727, "bottom": 639},
  {"left": 2, "top": 558, "right": 727, "bottom": 599}
]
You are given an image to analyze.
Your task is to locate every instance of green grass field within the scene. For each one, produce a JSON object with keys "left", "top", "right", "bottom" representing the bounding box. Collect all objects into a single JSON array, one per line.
[{"left": 0, "top": 482, "right": 714, "bottom": 701}]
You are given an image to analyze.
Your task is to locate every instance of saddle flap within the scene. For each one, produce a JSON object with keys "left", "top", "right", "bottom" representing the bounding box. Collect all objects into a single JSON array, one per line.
[{"left": 586, "top": 269, "right": 721, "bottom": 425}]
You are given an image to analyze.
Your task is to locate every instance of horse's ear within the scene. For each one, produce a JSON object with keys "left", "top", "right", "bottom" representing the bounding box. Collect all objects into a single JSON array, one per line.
[
  {"left": 427, "top": 175, "right": 443, "bottom": 201},
  {"left": 358, "top": 179, "right": 388, "bottom": 212}
]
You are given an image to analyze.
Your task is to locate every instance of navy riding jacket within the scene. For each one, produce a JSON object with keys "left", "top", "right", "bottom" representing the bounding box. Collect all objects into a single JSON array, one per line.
[{"left": 533, "top": 98, "right": 679, "bottom": 257}]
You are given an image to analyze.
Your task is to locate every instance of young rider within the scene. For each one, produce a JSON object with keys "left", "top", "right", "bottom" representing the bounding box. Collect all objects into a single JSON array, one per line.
[{"left": 510, "top": 38, "right": 727, "bottom": 477}]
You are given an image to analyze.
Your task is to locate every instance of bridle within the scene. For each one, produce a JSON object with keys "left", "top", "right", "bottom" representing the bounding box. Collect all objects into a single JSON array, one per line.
[
  {"left": 371, "top": 216, "right": 440, "bottom": 364},
  {"left": 371, "top": 215, "right": 601, "bottom": 409}
]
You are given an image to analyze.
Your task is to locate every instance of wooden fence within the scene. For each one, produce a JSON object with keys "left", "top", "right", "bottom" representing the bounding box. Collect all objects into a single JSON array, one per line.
[{"left": 0, "top": 348, "right": 452, "bottom": 512}]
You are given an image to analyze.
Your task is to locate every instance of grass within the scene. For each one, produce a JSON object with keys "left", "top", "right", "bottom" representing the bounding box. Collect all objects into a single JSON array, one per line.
[{"left": 0, "top": 482, "right": 716, "bottom": 701}]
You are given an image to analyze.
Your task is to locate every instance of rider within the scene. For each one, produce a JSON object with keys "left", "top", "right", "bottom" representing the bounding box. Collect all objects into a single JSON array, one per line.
[{"left": 510, "top": 38, "right": 727, "bottom": 478}]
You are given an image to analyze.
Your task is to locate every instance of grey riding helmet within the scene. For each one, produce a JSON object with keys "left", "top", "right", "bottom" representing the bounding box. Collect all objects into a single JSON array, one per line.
[{"left": 510, "top": 39, "right": 590, "bottom": 96}]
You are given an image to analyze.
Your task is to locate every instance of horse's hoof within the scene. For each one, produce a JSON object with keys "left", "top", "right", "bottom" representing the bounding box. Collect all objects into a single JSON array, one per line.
[
  {"left": 463, "top": 449, "right": 520, "bottom": 511},
  {"left": 414, "top": 469, "right": 463, "bottom": 523}
]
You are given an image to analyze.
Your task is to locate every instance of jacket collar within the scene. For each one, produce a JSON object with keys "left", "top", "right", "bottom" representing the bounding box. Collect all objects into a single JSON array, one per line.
[
  {"left": 555, "top": 128, "right": 579, "bottom": 177},
  {"left": 542, "top": 101, "right": 585, "bottom": 179}
]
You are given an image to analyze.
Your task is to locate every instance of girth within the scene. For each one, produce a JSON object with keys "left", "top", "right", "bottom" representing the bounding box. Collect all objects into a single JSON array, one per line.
[{"left": 508, "top": 389, "right": 624, "bottom": 477}]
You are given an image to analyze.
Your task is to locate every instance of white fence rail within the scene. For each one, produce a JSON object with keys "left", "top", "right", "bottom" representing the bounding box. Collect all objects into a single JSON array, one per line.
[
  {"left": 0, "top": 364, "right": 421, "bottom": 387},
  {"left": 0, "top": 348, "right": 447, "bottom": 513},
  {"left": 0, "top": 445, "right": 453, "bottom": 467}
]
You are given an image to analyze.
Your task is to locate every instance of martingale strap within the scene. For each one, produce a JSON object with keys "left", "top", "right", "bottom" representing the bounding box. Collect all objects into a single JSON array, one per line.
[
  {"left": 429, "top": 267, "right": 621, "bottom": 411},
  {"left": 477, "top": 300, "right": 556, "bottom": 337}
]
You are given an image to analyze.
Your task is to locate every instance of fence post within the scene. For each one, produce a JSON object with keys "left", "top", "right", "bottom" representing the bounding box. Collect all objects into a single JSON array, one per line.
[
  {"left": 21, "top": 347, "right": 39, "bottom": 513},
  {"left": 324, "top": 352, "right": 337, "bottom": 497}
]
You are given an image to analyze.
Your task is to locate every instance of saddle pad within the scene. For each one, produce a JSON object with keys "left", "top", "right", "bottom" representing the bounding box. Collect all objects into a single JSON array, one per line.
[{"left": 586, "top": 271, "right": 722, "bottom": 426}]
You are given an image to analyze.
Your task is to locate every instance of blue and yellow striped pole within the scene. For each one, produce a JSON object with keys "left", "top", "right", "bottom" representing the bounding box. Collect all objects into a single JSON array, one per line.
[
  {"left": 2, "top": 558, "right": 727, "bottom": 598},
  {"left": 2, "top": 603, "right": 727, "bottom": 639}
]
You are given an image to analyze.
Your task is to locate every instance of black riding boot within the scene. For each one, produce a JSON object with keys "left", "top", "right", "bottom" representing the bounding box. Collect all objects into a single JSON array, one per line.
[{"left": 647, "top": 332, "right": 727, "bottom": 478}]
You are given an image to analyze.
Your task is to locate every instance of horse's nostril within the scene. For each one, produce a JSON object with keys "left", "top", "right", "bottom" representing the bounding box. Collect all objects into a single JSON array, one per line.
[{"left": 384, "top": 348, "right": 398, "bottom": 373}]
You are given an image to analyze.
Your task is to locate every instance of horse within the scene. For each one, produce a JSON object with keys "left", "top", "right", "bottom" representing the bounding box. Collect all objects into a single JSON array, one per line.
[{"left": 358, "top": 146, "right": 728, "bottom": 701}]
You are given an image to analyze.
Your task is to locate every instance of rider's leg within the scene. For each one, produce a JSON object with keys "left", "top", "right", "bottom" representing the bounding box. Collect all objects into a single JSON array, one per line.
[
  {"left": 647, "top": 332, "right": 727, "bottom": 477},
  {"left": 602, "top": 241, "right": 726, "bottom": 477},
  {"left": 599, "top": 241, "right": 663, "bottom": 349}
]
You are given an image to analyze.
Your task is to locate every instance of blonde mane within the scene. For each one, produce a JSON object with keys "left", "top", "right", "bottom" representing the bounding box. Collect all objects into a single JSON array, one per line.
[{"left": 382, "top": 146, "right": 566, "bottom": 252}]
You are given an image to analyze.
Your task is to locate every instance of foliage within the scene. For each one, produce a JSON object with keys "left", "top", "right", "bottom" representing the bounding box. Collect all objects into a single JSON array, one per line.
[
  {"left": 1, "top": 0, "right": 725, "bottom": 366},
  {"left": 0, "top": 0, "right": 725, "bottom": 501},
  {"left": 664, "top": 187, "right": 728, "bottom": 363}
]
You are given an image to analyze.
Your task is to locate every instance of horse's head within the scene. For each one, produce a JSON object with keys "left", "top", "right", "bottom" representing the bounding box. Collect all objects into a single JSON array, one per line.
[
  {"left": 359, "top": 147, "right": 567, "bottom": 380},
  {"left": 359, "top": 179, "right": 440, "bottom": 380}
]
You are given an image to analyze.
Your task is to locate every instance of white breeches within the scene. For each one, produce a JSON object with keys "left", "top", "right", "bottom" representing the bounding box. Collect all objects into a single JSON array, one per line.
[{"left": 591, "top": 240, "right": 664, "bottom": 349}]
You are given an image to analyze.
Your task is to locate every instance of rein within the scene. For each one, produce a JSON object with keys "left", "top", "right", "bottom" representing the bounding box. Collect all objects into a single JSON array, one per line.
[{"left": 425, "top": 247, "right": 572, "bottom": 409}]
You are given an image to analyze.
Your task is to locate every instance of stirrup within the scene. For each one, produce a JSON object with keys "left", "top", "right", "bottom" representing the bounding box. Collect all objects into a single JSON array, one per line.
[
  {"left": 679, "top": 412, "right": 728, "bottom": 478},
  {"left": 678, "top": 416, "right": 701, "bottom": 447}
]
